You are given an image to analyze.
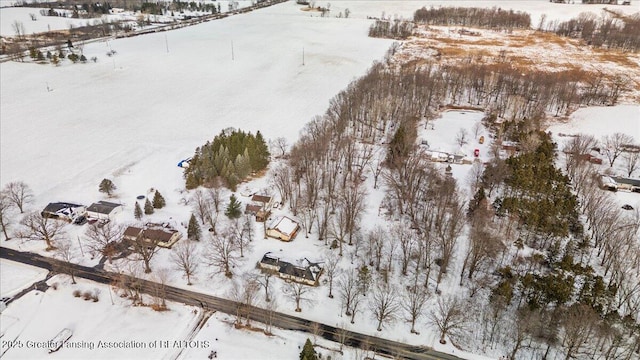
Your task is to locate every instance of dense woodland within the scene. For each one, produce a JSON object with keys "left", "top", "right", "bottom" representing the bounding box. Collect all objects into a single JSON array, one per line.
[
  {"left": 184, "top": 129, "right": 270, "bottom": 191},
  {"left": 413, "top": 6, "right": 532, "bottom": 29}
]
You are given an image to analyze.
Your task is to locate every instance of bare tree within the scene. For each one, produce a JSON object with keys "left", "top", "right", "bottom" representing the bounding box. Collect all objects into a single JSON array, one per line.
[
  {"left": 471, "top": 121, "right": 483, "bottom": 139},
  {"left": 19, "top": 212, "right": 65, "bottom": 250},
  {"left": 623, "top": 150, "right": 640, "bottom": 177},
  {"left": 229, "top": 219, "right": 251, "bottom": 258},
  {"left": 323, "top": 250, "right": 340, "bottom": 298},
  {"left": 560, "top": 304, "right": 600, "bottom": 360},
  {"left": 84, "top": 222, "right": 124, "bottom": 262},
  {"left": 12, "top": 20, "right": 25, "bottom": 40},
  {"left": 369, "top": 283, "right": 400, "bottom": 331},
  {"left": 151, "top": 268, "right": 169, "bottom": 310},
  {"left": 338, "top": 271, "right": 359, "bottom": 318},
  {"left": 270, "top": 137, "right": 289, "bottom": 158},
  {"left": 191, "top": 189, "right": 211, "bottom": 225},
  {"left": 170, "top": 240, "right": 200, "bottom": 285},
  {"left": 459, "top": 225, "right": 503, "bottom": 285},
  {"left": 204, "top": 228, "right": 240, "bottom": 278},
  {"left": 128, "top": 231, "right": 159, "bottom": 273},
  {"left": 435, "top": 199, "right": 465, "bottom": 293},
  {"left": 53, "top": 239, "right": 78, "bottom": 284},
  {"left": 455, "top": 127, "right": 469, "bottom": 148},
  {"left": 0, "top": 192, "right": 13, "bottom": 240},
  {"left": 394, "top": 221, "right": 416, "bottom": 276},
  {"left": 283, "top": 281, "right": 315, "bottom": 312},
  {"left": 252, "top": 271, "right": 273, "bottom": 302},
  {"left": 603, "top": 133, "right": 634, "bottom": 167},
  {"left": 309, "top": 322, "right": 323, "bottom": 345},
  {"left": 263, "top": 297, "right": 278, "bottom": 334},
  {"left": 228, "top": 275, "right": 261, "bottom": 325},
  {"left": 2, "top": 181, "right": 33, "bottom": 213},
  {"left": 335, "top": 322, "right": 349, "bottom": 353},
  {"left": 428, "top": 296, "right": 468, "bottom": 344},
  {"left": 401, "top": 284, "right": 429, "bottom": 334}
]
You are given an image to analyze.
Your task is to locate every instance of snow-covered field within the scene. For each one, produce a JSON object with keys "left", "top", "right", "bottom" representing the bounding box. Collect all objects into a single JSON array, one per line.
[
  {"left": 3, "top": 0, "right": 639, "bottom": 36},
  {"left": 0, "top": 258, "right": 49, "bottom": 298},
  {"left": 0, "top": 275, "right": 200, "bottom": 359},
  {"left": 2, "top": 0, "right": 640, "bottom": 359}
]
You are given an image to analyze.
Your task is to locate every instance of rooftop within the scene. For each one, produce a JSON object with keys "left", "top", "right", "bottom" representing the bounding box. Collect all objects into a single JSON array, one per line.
[{"left": 87, "top": 201, "right": 122, "bottom": 214}]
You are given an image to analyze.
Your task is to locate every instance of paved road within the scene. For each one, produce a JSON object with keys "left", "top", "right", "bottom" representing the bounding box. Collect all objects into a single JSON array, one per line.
[{"left": 0, "top": 246, "right": 463, "bottom": 360}]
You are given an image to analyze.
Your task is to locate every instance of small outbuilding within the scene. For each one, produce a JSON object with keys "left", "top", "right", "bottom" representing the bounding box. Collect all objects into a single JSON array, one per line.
[
  {"left": 266, "top": 216, "right": 300, "bottom": 241},
  {"left": 86, "top": 201, "right": 123, "bottom": 220}
]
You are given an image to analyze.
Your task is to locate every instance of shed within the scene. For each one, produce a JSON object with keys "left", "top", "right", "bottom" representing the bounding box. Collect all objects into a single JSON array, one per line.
[
  {"left": 266, "top": 216, "right": 300, "bottom": 241},
  {"left": 87, "top": 201, "right": 122, "bottom": 220}
]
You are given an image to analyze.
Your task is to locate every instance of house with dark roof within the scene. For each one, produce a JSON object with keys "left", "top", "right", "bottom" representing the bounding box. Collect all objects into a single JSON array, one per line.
[
  {"left": 122, "top": 224, "right": 182, "bottom": 249},
  {"left": 86, "top": 201, "right": 122, "bottom": 220},
  {"left": 258, "top": 253, "right": 322, "bottom": 286},
  {"left": 41, "top": 202, "right": 86, "bottom": 222},
  {"left": 247, "top": 194, "right": 273, "bottom": 222}
]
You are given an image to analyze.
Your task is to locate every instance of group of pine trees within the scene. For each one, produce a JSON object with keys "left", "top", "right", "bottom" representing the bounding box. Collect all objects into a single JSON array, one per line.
[
  {"left": 184, "top": 129, "right": 270, "bottom": 191},
  {"left": 134, "top": 190, "right": 166, "bottom": 219}
]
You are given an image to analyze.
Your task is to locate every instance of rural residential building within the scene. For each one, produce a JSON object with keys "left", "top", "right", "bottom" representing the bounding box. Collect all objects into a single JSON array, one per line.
[
  {"left": 122, "top": 224, "right": 182, "bottom": 249},
  {"left": 258, "top": 253, "right": 323, "bottom": 286},
  {"left": 41, "top": 202, "right": 86, "bottom": 222},
  {"left": 86, "top": 201, "right": 123, "bottom": 220},
  {"left": 266, "top": 216, "right": 300, "bottom": 241}
]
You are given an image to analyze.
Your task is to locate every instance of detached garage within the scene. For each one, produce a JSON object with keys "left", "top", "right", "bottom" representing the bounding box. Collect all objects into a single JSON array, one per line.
[{"left": 86, "top": 201, "right": 122, "bottom": 220}]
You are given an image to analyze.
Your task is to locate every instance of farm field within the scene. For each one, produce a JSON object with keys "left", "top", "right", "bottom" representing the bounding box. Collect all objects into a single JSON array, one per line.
[{"left": 1, "top": 1, "right": 639, "bottom": 359}]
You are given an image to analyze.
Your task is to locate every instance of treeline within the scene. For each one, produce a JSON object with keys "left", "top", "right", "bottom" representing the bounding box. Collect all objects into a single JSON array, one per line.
[
  {"left": 549, "top": 12, "right": 640, "bottom": 52},
  {"left": 312, "top": 54, "right": 625, "bottom": 145},
  {"left": 368, "top": 20, "right": 414, "bottom": 39},
  {"left": 413, "top": 6, "right": 531, "bottom": 29},
  {"left": 184, "top": 129, "right": 269, "bottom": 191},
  {"left": 273, "top": 40, "right": 639, "bottom": 357}
]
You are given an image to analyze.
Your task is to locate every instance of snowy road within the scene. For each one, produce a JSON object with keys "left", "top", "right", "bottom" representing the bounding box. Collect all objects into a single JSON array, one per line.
[{"left": 0, "top": 246, "right": 463, "bottom": 360}]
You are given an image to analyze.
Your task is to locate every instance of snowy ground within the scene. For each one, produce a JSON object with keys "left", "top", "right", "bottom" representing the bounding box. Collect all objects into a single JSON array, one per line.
[
  {"left": 0, "top": 259, "right": 49, "bottom": 298},
  {"left": 547, "top": 104, "right": 640, "bottom": 210},
  {"left": 2, "top": 1, "right": 639, "bottom": 359},
  {"left": 0, "top": 275, "right": 200, "bottom": 359},
  {"left": 4, "top": 0, "right": 639, "bottom": 35}
]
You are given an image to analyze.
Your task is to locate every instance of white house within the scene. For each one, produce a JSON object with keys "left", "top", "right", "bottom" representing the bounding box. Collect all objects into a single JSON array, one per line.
[{"left": 86, "top": 201, "right": 123, "bottom": 220}]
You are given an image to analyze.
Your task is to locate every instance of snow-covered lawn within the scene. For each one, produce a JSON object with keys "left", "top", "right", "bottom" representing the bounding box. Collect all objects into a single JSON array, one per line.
[
  {"left": 0, "top": 259, "right": 49, "bottom": 298},
  {"left": 0, "top": 275, "right": 200, "bottom": 359},
  {"left": 547, "top": 104, "right": 640, "bottom": 210}
]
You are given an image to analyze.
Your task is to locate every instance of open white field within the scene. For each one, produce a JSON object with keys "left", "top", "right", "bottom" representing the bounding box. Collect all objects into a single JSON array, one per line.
[
  {"left": 0, "top": 1, "right": 394, "bottom": 203},
  {"left": 0, "top": 275, "right": 200, "bottom": 359},
  {"left": 0, "top": 259, "right": 49, "bottom": 298}
]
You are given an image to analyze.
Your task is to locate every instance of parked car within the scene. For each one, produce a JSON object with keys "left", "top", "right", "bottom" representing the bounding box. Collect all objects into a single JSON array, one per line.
[
  {"left": 73, "top": 216, "right": 88, "bottom": 225},
  {"left": 622, "top": 204, "right": 634, "bottom": 211}
]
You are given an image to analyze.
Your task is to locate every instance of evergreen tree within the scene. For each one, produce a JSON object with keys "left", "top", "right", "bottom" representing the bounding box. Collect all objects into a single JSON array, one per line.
[
  {"left": 225, "top": 194, "right": 242, "bottom": 219},
  {"left": 134, "top": 201, "right": 143, "bottom": 220},
  {"left": 357, "top": 265, "right": 372, "bottom": 294},
  {"left": 187, "top": 213, "right": 201, "bottom": 241},
  {"left": 99, "top": 178, "right": 116, "bottom": 196},
  {"left": 299, "top": 338, "right": 318, "bottom": 360},
  {"left": 144, "top": 198, "right": 154, "bottom": 215},
  {"left": 152, "top": 190, "right": 166, "bottom": 209}
]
